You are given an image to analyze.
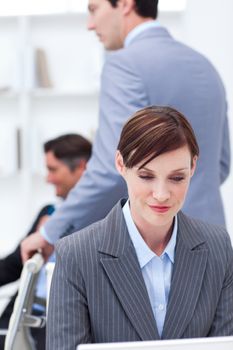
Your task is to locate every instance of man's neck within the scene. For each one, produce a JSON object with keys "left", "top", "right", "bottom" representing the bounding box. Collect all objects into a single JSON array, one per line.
[
  {"left": 124, "top": 16, "right": 154, "bottom": 39},
  {"left": 124, "top": 18, "right": 158, "bottom": 48}
]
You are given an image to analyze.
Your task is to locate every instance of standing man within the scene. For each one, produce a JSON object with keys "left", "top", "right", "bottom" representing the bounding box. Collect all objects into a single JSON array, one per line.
[
  {"left": 0, "top": 133, "right": 92, "bottom": 349},
  {"left": 21, "top": 0, "right": 230, "bottom": 262}
]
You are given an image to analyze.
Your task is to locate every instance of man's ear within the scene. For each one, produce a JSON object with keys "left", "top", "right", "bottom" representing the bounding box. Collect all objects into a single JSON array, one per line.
[
  {"left": 74, "top": 159, "right": 87, "bottom": 176},
  {"left": 118, "top": 0, "right": 135, "bottom": 16},
  {"left": 190, "top": 155, "right": 198, "bottom": 177},
  {"left": 115, "top": 150, "right": 125, "bottom": 176}
]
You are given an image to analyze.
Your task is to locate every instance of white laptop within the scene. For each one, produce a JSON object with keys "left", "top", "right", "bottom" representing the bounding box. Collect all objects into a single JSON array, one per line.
[{"left": 77, "top": 336, "right": 233, "bottom": 350}]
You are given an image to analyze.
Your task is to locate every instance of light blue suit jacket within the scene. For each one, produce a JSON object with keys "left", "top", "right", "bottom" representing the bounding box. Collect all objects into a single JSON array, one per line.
[{"left": 44, "top": 26, "right": 230, "bottom": 243}]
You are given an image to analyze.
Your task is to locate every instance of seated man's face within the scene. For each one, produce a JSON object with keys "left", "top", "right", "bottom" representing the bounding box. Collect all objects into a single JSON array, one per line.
[{"left": 45, "top": 151, "right": 85, "bottom": 198}]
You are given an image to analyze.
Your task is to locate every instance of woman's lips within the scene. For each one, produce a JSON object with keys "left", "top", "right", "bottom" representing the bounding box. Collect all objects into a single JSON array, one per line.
[{"left": 148, "top": 205, "right": 171, "bottom": 213}]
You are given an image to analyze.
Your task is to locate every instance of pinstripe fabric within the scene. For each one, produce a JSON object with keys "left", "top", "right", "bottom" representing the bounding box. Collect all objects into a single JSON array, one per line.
[{"left": 46, "top": 200, "right": 233, "bottom": 350}]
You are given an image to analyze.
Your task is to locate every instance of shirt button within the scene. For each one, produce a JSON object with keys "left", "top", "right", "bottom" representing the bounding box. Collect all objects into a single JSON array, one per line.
[{"left": 158, "top": 304, "right": 164, "bottom": 311}]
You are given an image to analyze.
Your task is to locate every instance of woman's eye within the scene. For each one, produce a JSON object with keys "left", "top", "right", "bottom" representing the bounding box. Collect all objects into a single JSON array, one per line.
[
  {"left": 170, "top": 176, "right": 185, "bottom": 182},
  {"left": 139, "top": 175, "right": 154, "bottom": 180}
]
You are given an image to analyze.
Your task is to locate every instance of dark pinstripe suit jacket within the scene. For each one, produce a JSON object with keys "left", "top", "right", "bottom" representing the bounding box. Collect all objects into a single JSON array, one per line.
[{"left": 46, "top": 200, "right": 233, "bottom": 350}]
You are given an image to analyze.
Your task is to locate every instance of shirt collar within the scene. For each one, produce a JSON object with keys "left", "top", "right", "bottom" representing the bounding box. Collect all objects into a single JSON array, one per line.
[
  {"left": 124, "top": 20, "right": 161, "bottom": 48},
  {"left": 123, "top": 200, "right": 178, "bottom": 268}
]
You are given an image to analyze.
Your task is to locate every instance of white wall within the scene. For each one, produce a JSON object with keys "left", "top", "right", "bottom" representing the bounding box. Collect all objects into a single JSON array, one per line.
[{"left": 160, "top": 0, "right": 233, "bottom": 240}]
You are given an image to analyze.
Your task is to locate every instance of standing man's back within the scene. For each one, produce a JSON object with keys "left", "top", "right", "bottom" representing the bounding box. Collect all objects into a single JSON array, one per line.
[
  {"left": 101, "top": 24, "right": 229, "bottom": 224},
  {"left": 21, "top": 0, "right": 230, "bottom": 261}
]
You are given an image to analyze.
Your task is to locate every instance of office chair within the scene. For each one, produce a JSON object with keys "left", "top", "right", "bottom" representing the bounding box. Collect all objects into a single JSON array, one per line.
[
  {"left": 0, "top": 281, "right": 19, "bottom": 339},
  {"left": 4, "top": 253, "right": 46, "bottom": 350}
]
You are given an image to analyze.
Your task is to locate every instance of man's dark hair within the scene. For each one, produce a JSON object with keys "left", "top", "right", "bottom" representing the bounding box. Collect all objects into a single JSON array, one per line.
[
  {"left": 44, "top": 134, "right": 92, "bottom": 171},
  {"left": 108, "top": 0, "right": 158, "bottom": 19}
]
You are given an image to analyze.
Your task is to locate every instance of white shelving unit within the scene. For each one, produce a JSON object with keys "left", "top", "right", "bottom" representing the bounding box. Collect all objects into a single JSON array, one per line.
[
  {"left": 0, "top": 10, "right": 103, "bottom": 252},
  {"left": 0, "top": 11, "right": 103, "bottom": 178}
]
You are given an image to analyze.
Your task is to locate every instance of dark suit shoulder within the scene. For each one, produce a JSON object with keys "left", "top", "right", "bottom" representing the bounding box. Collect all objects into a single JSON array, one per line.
[
  {"left": 178, "top": 211, "right": 232, "bottom": 263},
  {"left": 54, "top": 207, "right": 121, "bottom": 284},
  {"left": 56, "top": 203, "right": 117, "bottom": 250},
  {"left": 56, "top": 200, "right": 127, "bottom": 259},
  {"left": 179, "top": 211, "right": 228, "bottom": 238}
]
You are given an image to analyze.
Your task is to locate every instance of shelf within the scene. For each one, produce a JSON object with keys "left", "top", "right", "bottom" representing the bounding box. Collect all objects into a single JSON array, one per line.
[
  {"left": 0, "top": 0, "right": 187, "bottom": 17},
  {"left": 0, "top": 89, "right": 19, "bottom": 98},
  {"left": 30, "top": 87, "right": 99, "bottom": 97},
  {"left": 0, "top": 8, "right": 101, "bottom": 181},
  {"left": 0, "top": 0, "right": 89, "bottom": 17},
  {"left": 25, "top": 11, "right": 88, "bottom": 20}
]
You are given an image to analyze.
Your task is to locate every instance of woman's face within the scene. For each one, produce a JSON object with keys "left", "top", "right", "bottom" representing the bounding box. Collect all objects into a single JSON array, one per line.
[{"left": 116, "top": 145, "right": 197, "bottom": 235}]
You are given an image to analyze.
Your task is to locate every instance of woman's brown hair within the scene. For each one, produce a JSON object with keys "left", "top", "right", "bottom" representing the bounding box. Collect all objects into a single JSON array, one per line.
[{"left": 117, "top": 106, "right": 199, "bottom": 168}]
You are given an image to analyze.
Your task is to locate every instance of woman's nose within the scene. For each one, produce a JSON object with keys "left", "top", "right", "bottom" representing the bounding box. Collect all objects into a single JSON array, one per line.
[{"left": 152, "top": 183, "right": 170, "bottom": 202}]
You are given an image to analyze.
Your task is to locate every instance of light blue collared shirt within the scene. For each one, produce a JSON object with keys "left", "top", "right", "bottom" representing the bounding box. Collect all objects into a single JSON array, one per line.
[
  {"left": 123, "top": 200, "right": 178, "bottom": 337},
  {"left": 124, "top": 20, "right": 161, "bottom": 48}
]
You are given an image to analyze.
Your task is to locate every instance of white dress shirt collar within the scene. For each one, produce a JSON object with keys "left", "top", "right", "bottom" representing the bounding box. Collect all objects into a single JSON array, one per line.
[{"left": 124, "top": 20, "right": 161, "bottom": 48}]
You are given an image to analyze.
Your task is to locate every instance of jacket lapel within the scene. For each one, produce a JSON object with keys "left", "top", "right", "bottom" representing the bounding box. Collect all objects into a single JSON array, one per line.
[
  {"left": 162, "top": 212, "right": 208, "bottom": 339},
  {"left": 98, "top": 200, "right": 159, "bottom": 341}
]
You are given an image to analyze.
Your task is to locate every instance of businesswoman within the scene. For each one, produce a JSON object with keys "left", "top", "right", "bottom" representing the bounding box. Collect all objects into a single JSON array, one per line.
[{"left": 47, "top": 106, "right": 233, "bottom": 350}]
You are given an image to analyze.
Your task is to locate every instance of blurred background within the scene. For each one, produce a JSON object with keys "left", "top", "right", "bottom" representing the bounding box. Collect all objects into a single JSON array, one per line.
[{"left": 0, "top": 0, "right": 232, "bottom": 258}]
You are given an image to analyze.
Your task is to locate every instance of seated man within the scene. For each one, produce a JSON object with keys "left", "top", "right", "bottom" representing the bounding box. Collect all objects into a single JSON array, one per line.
[{"left": 0, "top": 133, "right": 92, "bottom": 350}]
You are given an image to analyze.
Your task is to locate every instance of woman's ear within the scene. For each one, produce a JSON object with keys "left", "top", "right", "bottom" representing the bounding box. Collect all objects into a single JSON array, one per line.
[
  {"left": 190, "top": 155, "right": 198, "bottom": 177},
  {"left": 115, "top": 151, "right": 125, "bottom": 176}
]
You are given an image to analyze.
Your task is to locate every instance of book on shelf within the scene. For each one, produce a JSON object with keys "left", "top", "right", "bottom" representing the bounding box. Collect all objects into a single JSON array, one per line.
[
  {"left": 0, "top": 86, "right": 11, "bottom": 94},
  {"left": 0, "top": 124, "right": 18, "bottom": 176},
  {"left": 35, "top": 48, "right": 53, "bottom": 88},
  {"left": 16, "top": 128, "right": 22, "bottom": 171}
]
